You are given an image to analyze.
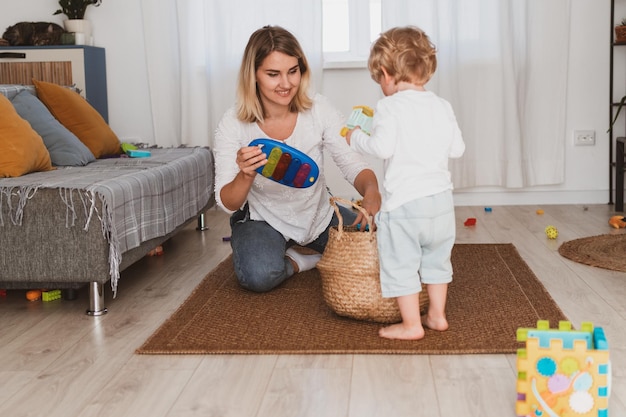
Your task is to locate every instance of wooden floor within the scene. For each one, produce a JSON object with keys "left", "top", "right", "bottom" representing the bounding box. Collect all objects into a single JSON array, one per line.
[{"left": 1, "top": 203, "right": 625, "bottom": 417}]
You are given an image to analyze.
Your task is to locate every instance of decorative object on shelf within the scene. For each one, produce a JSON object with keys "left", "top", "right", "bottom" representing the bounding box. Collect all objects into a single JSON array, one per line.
[
  {"left": 616, "top": 18, "right": 626, "bottom": 43},
  {"left": 53, "top": 0, "right": 102, "bottom": 45}
]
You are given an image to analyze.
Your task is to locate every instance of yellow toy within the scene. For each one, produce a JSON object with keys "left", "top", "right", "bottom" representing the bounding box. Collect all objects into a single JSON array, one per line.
[
  {"left": 545, "top": 225, "right": 558, "bottom": 239},
  {"left": 340, "top": 105, "right": 374, "bottom": 137},
  {"left": 608, "top": 215, "right": 626, "bottom": 229},
  {"left": 516, "top": 320, "right": 611, "bottom": 417}
]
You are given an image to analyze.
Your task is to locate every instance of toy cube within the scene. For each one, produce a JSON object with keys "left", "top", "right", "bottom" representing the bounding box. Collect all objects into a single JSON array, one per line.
[{"left": 516, "top": 320, "right": 611, "bottom": 417}]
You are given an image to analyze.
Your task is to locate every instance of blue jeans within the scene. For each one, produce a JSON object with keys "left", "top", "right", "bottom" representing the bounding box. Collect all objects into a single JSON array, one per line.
[{"left": 229, "top": 203, "right": 357, "bottom": 292}]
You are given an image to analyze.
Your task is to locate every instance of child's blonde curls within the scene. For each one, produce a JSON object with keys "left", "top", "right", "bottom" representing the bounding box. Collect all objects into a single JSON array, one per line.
[{"left": 368, "top": 26, "right": 437, "bottom": 86}]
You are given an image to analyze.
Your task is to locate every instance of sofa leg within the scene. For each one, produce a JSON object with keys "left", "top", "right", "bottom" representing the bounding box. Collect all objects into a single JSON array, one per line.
[
  {"left": 86, "top": 282, "right": 108, "bottom": 316},
  {"left": 196, "top": 212, "right": 209, "bottom": 231}
]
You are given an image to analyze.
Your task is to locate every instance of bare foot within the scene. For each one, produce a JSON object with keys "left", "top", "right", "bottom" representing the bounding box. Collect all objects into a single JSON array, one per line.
[
  {"left": 423, "top": 315, "right": 449, "bottom": 331},
  {"left": 379, "top": 322, "right": 425, "bottom": 340}
]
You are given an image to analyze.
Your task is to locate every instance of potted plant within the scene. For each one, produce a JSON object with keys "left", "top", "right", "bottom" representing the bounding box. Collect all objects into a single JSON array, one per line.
[
  {"left": 616, "top": 18, "right": 626, "bottom": 43},
  {"left": 54, "top": 0, "right": 102, "bottom": 44},
  {"left": 54, "top": 0, "right": 102, "bottom": 20}
]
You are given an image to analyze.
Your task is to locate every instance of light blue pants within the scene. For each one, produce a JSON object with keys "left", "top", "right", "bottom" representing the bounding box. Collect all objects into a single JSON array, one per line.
[{"left": 375, "top": 190, "right": 456, "bottom": 298}]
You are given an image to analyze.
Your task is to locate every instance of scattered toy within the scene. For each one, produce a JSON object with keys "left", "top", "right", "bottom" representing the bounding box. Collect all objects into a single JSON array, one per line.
[
  {"left": 484, "top": 207, "right": 492, "bottom": 212},
  {"left": 609, "top": 215, "right": 626, "bottom": 229},
  {"left": 26, "top": 289, "right": 42, "bottom": 301},
  {"left": 536, "top": 209, "right": 544, "bottom": 215},
  {"left": 42, "top": 289, "right": 62, "bottom": 302},
  {"left": 464, "top": 218, "right": 476, "bottom": 226},
  {"left": 545, "top": 225, "right": 558, "bottom": 239},
  {"left": 148, "top": 245, "right": 164, "bottom": 256}
]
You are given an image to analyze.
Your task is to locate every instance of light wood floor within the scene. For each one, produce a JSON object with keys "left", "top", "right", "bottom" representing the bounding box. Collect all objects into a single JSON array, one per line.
[{"left": 1, "top": 203, "right": 625, "bottom": 417}]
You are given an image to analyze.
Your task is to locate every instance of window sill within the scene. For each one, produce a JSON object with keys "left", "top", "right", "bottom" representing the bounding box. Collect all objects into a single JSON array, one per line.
[{"left": 323, "top": 60, "right": 368, "bottom": 70}]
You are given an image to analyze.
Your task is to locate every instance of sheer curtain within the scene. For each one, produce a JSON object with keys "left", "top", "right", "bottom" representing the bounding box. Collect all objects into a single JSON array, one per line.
[
  {"left": 140, "top": 0, "right": 322, "bottom": 149},
  {"left": 382, "top": 0, "right": 571, "bottom": 188}
]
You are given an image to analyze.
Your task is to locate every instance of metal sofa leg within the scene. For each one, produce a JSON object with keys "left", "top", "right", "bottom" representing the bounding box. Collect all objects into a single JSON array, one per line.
[
  {"left": 196, "top": 212, "right": 209, "bottom": 231},
  {"left": 86, "top": 281, "right": 108, "bottom": 316}
]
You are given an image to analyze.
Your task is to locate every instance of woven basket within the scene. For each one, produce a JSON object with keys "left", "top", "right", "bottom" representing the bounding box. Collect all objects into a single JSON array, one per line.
[{"left": 317, "top": 197, "right": 428, "bottom": 323}]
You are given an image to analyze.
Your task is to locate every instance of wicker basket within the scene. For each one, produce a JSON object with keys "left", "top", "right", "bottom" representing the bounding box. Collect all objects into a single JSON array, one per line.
[{"left": 317, "top": 197, "right": 428, "bottom": 323}]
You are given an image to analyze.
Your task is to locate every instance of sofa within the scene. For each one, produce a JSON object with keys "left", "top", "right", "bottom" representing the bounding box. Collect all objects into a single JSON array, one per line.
[{"left": 0, "top": 82, "right": 214, "bottom": 315}]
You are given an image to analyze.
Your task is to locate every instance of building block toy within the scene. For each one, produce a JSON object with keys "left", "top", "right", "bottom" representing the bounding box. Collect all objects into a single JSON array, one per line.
[
  {"left": 516, "top": 320, "right": 611, "bottom": 417},
  {"left": 340, "top": 105, "right": 374, "bottom": 136},
  {"left": 42, "top": 289, "right": 62, "bottom": 302},
  {"left": 249, "top": 138, "right": 319, "bottom": 188}
]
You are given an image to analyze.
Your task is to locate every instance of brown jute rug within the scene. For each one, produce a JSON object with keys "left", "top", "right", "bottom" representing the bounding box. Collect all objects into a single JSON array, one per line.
[
  {"left": 136, "top": 244, "right": 567, "bottom": 355},
  {"left": 558, "top": 233, "right": 626, "bottom": 272}
]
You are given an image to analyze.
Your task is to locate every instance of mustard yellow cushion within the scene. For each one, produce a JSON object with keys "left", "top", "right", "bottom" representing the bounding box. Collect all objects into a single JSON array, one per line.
[
  {"left": 33, "top": 80, "right": 121, "bottom": 158},
  {"left": 0, "top": 94, "right": 52, "bottom": 178}
]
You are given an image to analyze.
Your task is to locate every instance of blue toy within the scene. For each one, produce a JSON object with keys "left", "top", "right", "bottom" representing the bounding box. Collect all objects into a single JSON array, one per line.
[{"left": 249, "top": 138, "right": 319, "bottom": 188}]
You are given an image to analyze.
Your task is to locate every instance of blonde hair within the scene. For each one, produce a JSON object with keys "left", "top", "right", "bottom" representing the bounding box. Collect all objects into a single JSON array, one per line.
[
  {"left": 368, "top": 26, "right": 437, "bottom": 86},
  {"left": 236, "top": 25, "right": 313, "bottom": 123}
]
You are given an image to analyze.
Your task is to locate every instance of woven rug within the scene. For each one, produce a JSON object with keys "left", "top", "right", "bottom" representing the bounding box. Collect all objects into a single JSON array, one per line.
[
  {"left": 558, "top": 233, "right": 626, "bottom": 272},
  {"left": 136, "top": 244, "right": 567, "bottom": 355}
]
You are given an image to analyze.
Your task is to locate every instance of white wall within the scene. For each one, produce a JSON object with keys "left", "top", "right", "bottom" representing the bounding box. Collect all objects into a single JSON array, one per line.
[{"left": 0, "top": 0, "right": 615, "bottom": 207}]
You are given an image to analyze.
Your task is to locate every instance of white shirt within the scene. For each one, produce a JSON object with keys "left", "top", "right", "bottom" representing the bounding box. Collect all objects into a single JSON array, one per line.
[
  {"left": 350, "top": 90, "right": 465, "bottom": 212},
  {"left": 214, "top": 94, "right": 370, "bottom": 245}
]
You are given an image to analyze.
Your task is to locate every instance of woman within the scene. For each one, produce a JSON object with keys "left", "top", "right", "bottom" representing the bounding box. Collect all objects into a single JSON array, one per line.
[{"left": 214, "top": 25, "right": 381, "bottom": 292}]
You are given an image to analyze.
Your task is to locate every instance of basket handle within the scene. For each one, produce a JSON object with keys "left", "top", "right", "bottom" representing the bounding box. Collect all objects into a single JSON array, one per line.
[{"left": 329, "top": 196, "right": 374, "bottom": 238}]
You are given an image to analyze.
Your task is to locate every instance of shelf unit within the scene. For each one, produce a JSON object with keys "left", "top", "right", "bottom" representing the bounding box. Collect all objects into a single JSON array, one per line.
[
  {"left": 611, "top": 0, "right": 626, "bottom": 211},
  {"left": 0, "top": 45, "right": 108, "bottom": 122}
]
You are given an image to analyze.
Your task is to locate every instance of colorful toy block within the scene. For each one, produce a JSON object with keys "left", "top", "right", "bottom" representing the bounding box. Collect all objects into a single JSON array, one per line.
[
  {"left": 516, "top": 320, "right": 611, "bottom": 417},
  {"left": 42, "top": 289, "right": 62, "bottom": 302}
]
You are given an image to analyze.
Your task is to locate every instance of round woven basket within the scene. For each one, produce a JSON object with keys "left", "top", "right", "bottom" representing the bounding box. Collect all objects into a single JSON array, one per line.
[{"left": 317, "top": 197, "right": 429, "bottom": 323}]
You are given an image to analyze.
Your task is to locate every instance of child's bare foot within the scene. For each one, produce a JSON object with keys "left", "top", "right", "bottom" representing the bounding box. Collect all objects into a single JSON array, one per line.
[
  {"left": 379, "top": 322, "right": 425, "bottom": 340},
  {"left": 423, "top": 315, "right": 449, "bottom": 331}
]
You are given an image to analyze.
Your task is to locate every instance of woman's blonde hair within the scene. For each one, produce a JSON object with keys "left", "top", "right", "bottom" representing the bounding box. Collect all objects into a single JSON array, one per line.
[
  {"left": 236, "top": 25, "right": 312, "bottom": 123},
  {"left": 368, "top": 26, "right": 437, "bottom": 86}
]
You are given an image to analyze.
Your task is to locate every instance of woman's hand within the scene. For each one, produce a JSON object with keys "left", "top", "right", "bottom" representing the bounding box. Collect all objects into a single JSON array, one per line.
[
  {"left": 220, "top": 145, "right": 268, "bottom": 211},
  {"left": 237, "top": 145, "right": 267, "bottom": 177}
]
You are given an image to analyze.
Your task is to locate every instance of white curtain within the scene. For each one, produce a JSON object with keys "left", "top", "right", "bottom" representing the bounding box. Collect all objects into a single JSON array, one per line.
[
  {"left": 382, "top": 0, "right": 571, "bottom": 188},
  {"left": 140, "top": 0, "right": 323, "bottom": 149}
]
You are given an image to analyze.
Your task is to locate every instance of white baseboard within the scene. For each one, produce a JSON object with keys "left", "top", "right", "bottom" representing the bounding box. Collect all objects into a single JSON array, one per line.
[{"left": 452, "top": 189, "right": 612, "bottom": 207}]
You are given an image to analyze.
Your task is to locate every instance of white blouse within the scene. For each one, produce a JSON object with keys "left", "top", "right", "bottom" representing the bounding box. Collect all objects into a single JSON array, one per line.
[{"left": 214, "top": 94, "right": 370, "bottom": 245}]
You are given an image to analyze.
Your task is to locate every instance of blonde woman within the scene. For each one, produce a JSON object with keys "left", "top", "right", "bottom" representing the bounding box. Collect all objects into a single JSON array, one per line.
[{"left": 214, "top": 26, "right": 381, "bottom": 292}]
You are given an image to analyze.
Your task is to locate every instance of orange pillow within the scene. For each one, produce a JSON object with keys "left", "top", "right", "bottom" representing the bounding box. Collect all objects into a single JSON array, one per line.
[
  {"left": 0, "top": 95, "right": 52, "bottom": 177},
  {"left": 33, "top": 80, "right": 121, "bottom": 158}
]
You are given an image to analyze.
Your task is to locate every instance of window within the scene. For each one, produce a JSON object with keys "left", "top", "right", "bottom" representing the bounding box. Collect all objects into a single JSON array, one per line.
[{"left": 322, "top": 0, "right": 381, "bottom": 68}]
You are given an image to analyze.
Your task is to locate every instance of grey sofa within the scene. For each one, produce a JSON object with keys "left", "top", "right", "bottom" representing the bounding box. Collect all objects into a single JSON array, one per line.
[{"left": 0, "top": 85, "right": 214, "bottom": 315}]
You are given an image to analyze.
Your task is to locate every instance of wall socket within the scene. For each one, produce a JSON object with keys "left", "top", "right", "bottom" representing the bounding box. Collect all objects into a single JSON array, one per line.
[{"left": 574, "top": 130, "right": 596, "bottom": 146}]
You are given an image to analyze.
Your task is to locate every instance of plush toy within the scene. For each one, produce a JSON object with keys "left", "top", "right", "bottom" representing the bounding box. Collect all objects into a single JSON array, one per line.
[{"left": 609, "top": 215, "right": 626, "bottom": 229}]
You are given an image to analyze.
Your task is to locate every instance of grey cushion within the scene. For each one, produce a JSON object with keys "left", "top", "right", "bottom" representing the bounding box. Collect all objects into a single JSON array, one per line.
[{"left": 11, "top": 90, "right": 95, "bottom": 166}]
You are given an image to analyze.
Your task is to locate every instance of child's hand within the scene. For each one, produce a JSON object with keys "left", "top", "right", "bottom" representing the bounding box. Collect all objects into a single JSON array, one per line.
[{"left": 344, "top": 126, "right": 361, "bottom": 145}]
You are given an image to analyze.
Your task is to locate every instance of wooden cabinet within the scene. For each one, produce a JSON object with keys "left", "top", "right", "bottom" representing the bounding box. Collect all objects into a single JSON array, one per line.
[{"left": 0, "top": 45, "right": 108, "bottom": 122}]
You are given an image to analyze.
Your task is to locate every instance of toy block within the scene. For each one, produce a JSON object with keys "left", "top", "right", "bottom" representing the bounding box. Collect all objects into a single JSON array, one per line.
[
  {"left": 42, "top": 289, "right": 62, "bottom": 302},
  {"left": 516, "top": 320, "right": 611, "bottom": 417}
]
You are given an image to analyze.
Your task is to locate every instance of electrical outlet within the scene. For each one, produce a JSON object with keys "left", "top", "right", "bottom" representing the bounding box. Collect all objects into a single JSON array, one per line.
[{"left": 574, "top": 130, "right": 595, "bottom": 146}]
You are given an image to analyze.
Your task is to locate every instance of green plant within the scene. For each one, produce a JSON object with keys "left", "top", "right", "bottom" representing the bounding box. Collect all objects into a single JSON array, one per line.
[{"left": 53, "top": 0, "right": 102, "bottom": 20}]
